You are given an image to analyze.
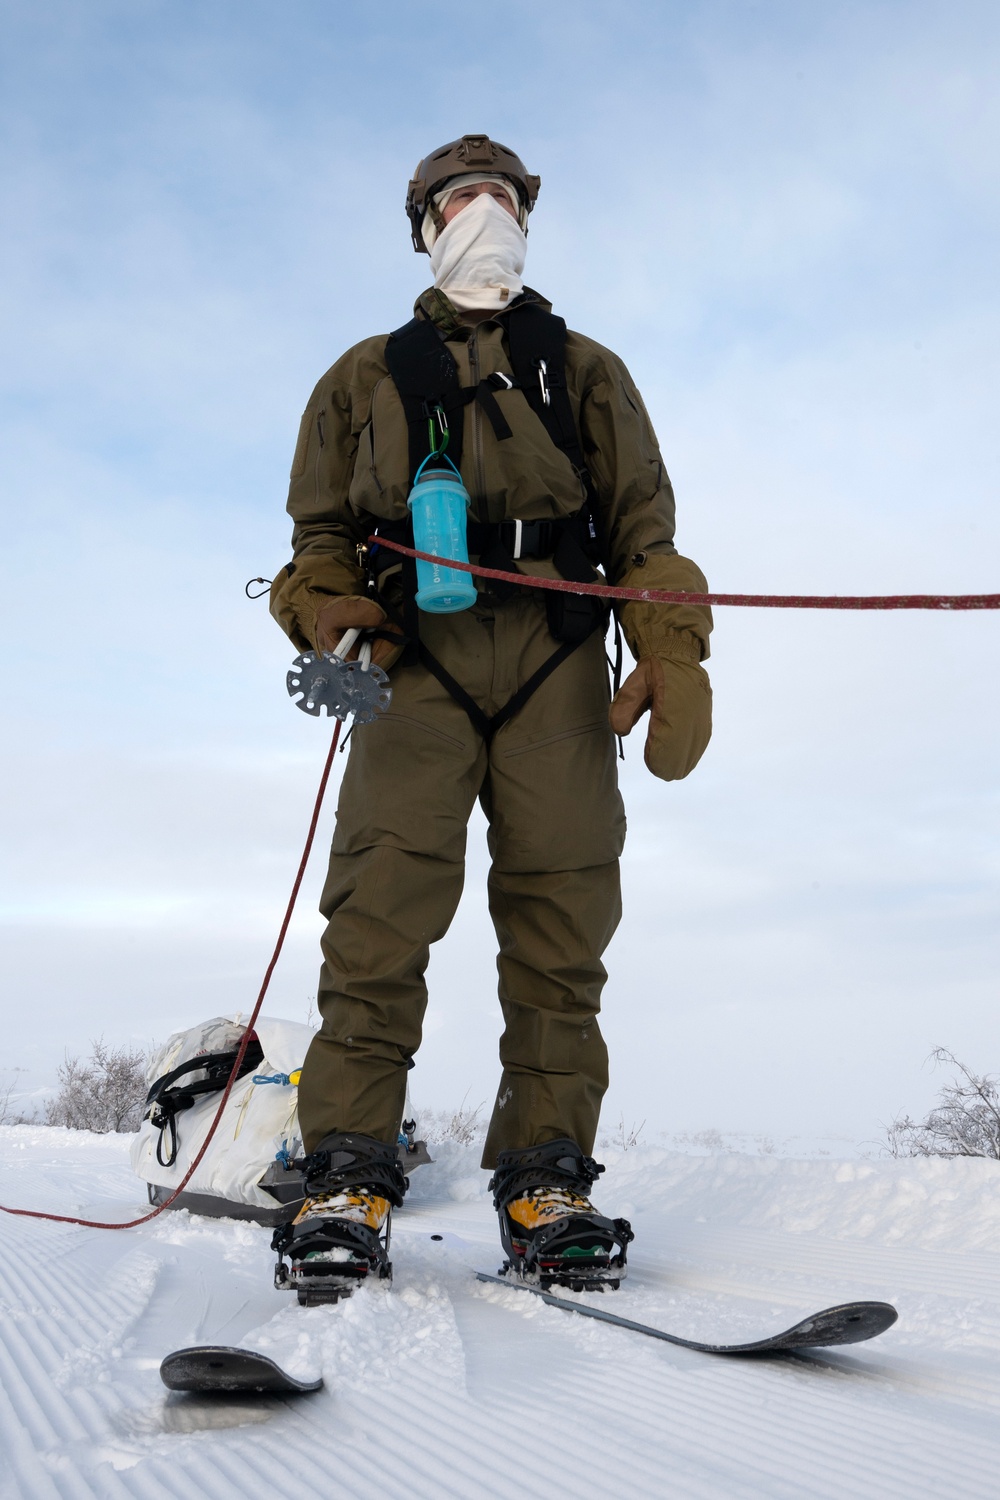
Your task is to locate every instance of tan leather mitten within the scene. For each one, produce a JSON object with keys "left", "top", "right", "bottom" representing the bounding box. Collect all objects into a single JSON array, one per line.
[{"left": 609, "top": 655, "right": 712, "bottom": 781}]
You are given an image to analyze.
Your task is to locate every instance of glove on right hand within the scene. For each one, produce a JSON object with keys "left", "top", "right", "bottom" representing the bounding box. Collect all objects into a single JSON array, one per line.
[
  {"left": 314, "top": 597, "right": 405, "bottom": 669},
  {"left": 609, "top": 655, "right": 712, "bottom": 781}
]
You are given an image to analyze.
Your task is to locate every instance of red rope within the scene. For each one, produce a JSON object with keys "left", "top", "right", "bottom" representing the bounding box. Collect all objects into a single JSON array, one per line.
[
  {"left": 371, "top": 536, "right": 1000, "bottom": 611},
  {"left": 0, "top": 718, "right": 343, "bottom": 1230}
]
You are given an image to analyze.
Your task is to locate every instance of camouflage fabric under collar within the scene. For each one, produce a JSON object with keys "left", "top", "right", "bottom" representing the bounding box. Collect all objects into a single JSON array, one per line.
[{"left": 413, "top": 285, "right": 552, "bottom": 336}]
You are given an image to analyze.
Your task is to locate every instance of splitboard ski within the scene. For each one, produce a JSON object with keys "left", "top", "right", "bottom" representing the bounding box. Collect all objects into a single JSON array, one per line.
[
  {"left": 160, "top": 1346, "right": 323, "bottom": 1395},
  {"left": 475, "top": 1271, "right": 897, "bottom": 1354}
]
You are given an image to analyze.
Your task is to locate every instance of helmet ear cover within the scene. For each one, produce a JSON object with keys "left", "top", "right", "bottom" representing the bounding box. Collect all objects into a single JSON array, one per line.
[{"left": 406, "top": 134, "right": 540, "bottom": 253}]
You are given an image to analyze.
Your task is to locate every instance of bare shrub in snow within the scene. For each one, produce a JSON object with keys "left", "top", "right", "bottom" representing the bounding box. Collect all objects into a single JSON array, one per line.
[
  {"left": 676, "top": 1128, "right": 726, "bottom": 1151},
  {"left": 45, "top": 1040, "right": 149, "bottom": 1134},
  {"left": 415, "top": 1098, "right": 486, "bottom": 1146},
  {"left": 0, "top": 1070, "right": 32, "bottom": 1125},
  {"left": 599, "top": 1113, "right": 647, "bottom": 1151},
  {"left": 887, "top": 1048, "right": 1000, "bottom": 1159}
]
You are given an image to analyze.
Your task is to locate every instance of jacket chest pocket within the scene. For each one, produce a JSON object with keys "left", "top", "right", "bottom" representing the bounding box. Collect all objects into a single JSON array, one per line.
[{"left": 349, "top": 377, "right": 412, "bottom": 520}]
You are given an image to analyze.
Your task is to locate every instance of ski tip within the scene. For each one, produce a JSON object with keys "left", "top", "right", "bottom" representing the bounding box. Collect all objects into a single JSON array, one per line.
[
  {"left": 791, "top": 1300, "right": 899, "bottom": 1348},
  {"left": 475, "top": 1271, "right": 899, "bottom": 1354},
  {"left": 160, "top": 1346, "right": 323, "bottom": 1395}
]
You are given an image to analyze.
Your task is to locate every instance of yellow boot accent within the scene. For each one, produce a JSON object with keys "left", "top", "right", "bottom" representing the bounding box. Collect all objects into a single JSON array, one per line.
[
  {"left": 505, "top": 1186, "right": 596, "bottom": 1233},
  {"left": 293, "top": 1189, "right": 390, "bottom": 1232}
]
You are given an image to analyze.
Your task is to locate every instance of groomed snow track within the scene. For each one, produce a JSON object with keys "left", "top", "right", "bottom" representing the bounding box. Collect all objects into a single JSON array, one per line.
[{"left": 3, "top": 1128, "right": 1000, "bottom": 1499}]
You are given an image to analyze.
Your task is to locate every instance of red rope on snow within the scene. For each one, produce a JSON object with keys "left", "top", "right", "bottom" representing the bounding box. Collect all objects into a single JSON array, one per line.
[
  {"left": 370, "top": 536, "right": 1000, "bottom": 611},
  {"left": 0, "top": 718, "right": 343, "bottom": 1230}
]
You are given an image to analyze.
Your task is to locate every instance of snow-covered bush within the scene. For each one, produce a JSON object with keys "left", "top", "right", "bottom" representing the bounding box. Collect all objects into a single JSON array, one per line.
[
  {"left": 45, "top": 1040, "right": 149, "bottom": 1134},
  {"left": 887, "top": 1048, "right": 1000, "bottom": 1159}
]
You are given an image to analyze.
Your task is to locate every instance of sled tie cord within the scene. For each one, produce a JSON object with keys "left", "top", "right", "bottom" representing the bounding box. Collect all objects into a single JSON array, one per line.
[
  {"left": 3, "top": 557, "right": 998, "bottom": 1230},
  {"left": 0, "top": 720, "right": 344, "bottom": 1230}
]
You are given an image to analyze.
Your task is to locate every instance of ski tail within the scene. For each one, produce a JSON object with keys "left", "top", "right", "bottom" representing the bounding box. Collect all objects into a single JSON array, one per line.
[{"left": 160, "top": 1345, "right": 323, "bottom": 1394}]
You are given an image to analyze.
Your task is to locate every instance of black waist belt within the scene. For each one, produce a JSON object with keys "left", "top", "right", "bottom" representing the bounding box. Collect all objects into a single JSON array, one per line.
[
  {"left": 373, "top": 516, "right": 560, "bottom": 567},
  {"left": 467, "top": 518, "right": 558, "bottom": 561}
]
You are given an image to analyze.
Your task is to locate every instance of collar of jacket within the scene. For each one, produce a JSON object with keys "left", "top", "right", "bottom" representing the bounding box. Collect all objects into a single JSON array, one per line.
[{"left": 413, "top": 285, "right": 553, "bottom": 338}]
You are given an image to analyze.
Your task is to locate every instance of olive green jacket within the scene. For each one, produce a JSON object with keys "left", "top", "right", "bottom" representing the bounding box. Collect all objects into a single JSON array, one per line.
[{"left": 270, "top": 288, "right": 712, "bottom": 664}]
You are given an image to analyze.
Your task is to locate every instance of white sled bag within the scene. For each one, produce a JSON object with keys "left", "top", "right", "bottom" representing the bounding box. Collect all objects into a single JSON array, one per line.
[{"left": 130, "top": 1014, "right": 312, "bottom": 1211}]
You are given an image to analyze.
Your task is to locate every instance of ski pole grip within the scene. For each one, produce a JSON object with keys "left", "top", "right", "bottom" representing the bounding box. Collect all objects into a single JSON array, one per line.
[{"left": 332, "top": 627, "right": 361, "bottom": 661}]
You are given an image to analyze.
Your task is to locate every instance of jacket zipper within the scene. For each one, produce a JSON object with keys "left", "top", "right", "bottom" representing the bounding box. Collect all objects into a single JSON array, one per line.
[
  {"left": 367, "top": 381, "right": 384, "bottom": 495},
  {"left": 467, "top": 330, "right": 488, "bottom": 518},
  {"left": 314, "top": 410, "right": 325, "bottom": 507}
]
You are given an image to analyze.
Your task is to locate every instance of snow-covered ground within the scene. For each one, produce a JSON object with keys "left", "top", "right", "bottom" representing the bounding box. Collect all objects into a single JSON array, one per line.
[{"left": 2, "top": 1126, "right": 1000, "bottom": 1499}]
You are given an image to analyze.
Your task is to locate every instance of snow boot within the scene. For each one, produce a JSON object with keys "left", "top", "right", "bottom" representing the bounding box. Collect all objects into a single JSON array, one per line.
[
  {"left": 489, "top": 1138, "right": 633, "bottom": 1291},
  {"left": 271, "top": 1132, "right": 407, "bottom": 1304}
]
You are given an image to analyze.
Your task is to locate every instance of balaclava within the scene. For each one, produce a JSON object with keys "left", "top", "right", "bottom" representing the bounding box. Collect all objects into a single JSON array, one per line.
[{"left": 422, "top": 174, "right": 527, "bottom": 311}]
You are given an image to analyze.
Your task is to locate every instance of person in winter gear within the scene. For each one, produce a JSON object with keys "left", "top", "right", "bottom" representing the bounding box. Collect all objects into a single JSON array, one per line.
[{"left": 270, "top": 134, "right": 712, "bottom": 1286}]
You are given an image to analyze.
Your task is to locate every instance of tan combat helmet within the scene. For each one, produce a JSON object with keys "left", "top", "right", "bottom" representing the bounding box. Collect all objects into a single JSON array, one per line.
[{"left": 406, "top": 134, "right": 540, "bottom": 252}]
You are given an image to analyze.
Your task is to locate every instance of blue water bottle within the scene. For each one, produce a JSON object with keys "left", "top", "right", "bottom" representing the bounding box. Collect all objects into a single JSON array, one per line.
[{"left": 407, "top": 454, "right": 478, "bottom": 613}]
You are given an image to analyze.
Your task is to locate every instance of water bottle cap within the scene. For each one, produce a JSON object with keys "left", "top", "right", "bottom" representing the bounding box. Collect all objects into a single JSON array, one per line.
[
  {"left": 414, "top": 467, "right": 463, "bottom": 484},
  {"left": 413, "top": 449, "right": 463, "bottom": 485}
]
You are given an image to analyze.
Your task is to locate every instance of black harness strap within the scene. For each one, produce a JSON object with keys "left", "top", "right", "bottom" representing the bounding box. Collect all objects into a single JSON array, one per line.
[
  {"left": 473, "top": 377, "right": 515, "bottom": 441},
  {"left": 417, "top": 638, "right": 582, "bottom": 746},
  {"left": 386, "top": 317, "right": 468, "bottom": 477},
  {"left": 503, "top": 303, "right": 607, "bottom": 640},
  {"left": 378, "top": 305, "right": 608, "bottom": 739},
  {"left": 383, "top": 321, "right": 517, "bottom": 647},
  {"left": 386, "top": 316, "right": 519, "bottom": 460},
  {"left": 385, "top": 306, "right": 600, "bottom": 481},
  {"left": 503, "top": 305, "right": 598, "bottom": 505}
]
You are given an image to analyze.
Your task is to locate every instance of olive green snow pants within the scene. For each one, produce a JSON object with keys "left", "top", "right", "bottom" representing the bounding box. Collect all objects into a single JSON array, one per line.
[{"left": 297, "top": 594, "right": 626, "bottom": 1167}]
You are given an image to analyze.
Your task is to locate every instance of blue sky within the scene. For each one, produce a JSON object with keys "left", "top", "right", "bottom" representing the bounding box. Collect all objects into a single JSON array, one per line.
[{"left": 1, "top": 0, "right": 998, "bottom": 1141}]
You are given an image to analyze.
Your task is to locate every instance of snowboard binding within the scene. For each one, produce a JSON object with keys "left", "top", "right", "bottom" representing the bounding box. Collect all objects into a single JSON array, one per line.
[
  {"left": 489, "top": 1138, "right": 633, "bottom": 1293},
  {"left": 271, "top": 1133, "right": 408, "bottom": 1305}
]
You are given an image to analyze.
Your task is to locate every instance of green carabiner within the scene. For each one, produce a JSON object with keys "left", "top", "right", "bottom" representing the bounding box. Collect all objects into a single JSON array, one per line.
[{"left": 427, "top": 403, "right": 450, "bottom": 457}]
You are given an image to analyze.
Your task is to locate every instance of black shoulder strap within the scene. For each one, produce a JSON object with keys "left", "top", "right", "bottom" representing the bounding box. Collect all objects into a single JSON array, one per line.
[
  {"left": 503, "top": 304, "right": 599, "bottom": 506},
  {"left": 385, "top": 317, "right": 465, "bottom": 480},
  {"left": 385, "top": 308, "right": 596, "bottom": 496}
]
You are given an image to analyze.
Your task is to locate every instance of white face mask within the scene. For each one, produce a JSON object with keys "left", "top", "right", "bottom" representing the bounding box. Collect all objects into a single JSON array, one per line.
[{"left": 428, "top": 193, "right": 527, "bottom": 312}]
